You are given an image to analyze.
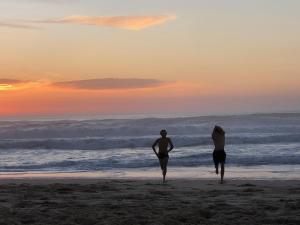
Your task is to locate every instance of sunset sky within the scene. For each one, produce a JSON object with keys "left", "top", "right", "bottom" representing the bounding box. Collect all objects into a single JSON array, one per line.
[{"left": 1, "top": 0, "right": 300, "bottom": 118}]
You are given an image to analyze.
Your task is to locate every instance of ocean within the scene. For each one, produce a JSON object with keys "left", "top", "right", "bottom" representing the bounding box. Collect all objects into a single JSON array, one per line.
[{"left": 0, "top": 113, "right": 300, "bottom": 179}]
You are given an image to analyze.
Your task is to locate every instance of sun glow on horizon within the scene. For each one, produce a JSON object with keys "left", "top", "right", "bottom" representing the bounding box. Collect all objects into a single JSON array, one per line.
[{"left": 0, "top": 84, "right": 14, "bottom": 91}]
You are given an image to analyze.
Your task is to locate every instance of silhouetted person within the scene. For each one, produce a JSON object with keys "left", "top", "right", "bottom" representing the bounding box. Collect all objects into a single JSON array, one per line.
[
  {"left": 152, "top": 129, "right": 174, "bottom": 183},
  {"left": 212, "top": 125, "right": 226, "bottom": 183}
]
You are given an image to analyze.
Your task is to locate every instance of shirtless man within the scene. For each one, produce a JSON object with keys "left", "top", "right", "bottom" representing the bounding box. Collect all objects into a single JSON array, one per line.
[
  {"left": 152, "top": 130, "right": 174, "bottom": 183},
  {"left": 212, "top": 125, "right": 226, "bottom": 184}
]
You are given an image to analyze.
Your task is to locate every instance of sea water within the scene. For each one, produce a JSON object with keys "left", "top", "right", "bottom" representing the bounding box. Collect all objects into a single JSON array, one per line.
[{"left": 0, "top": 113, "right": 299, "bottom": 179}]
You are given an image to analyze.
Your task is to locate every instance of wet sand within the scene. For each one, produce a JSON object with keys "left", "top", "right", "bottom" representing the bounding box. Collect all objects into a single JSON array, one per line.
[{"left": 0, "top": 178, "right": 299, "bottom": 225}]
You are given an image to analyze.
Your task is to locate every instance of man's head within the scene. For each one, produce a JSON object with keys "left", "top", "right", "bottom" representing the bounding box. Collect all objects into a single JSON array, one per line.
[
  {"left": 214, "top": 125, "right": 225, "bottom": 135},
  {"left": 160, "top": 129, "right": 167, "bottom": 137}
]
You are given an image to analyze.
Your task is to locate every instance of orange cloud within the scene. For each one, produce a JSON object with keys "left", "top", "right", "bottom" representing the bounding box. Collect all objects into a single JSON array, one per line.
[{"left": 41, "top": 15, "right": 176, "bottom": 30}]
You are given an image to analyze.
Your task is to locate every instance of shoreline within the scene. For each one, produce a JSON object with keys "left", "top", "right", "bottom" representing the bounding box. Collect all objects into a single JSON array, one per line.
[
  {"left": 1, "top": 177, "right": 300, "bottom": 185},
  {"left": 1, "top": 165, "right": 300, "bottom": 181}
]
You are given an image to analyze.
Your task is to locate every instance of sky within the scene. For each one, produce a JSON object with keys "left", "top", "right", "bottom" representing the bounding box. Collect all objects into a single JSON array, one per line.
[{"left": 0, "top": 0, "right": 300, "bottom": 118}]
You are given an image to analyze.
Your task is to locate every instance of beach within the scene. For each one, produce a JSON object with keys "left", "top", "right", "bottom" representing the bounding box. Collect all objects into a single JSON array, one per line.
[{"left": 0, "top": 178, "right": 299, "bottom": 225}]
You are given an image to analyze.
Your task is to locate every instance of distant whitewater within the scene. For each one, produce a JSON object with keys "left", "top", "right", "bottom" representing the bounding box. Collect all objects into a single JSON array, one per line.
[{"left": 0, "top": 113, "right": 300, "bottom": 178}]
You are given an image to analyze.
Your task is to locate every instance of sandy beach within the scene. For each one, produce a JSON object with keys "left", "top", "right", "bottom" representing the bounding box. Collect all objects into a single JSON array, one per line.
[{"left": 0, "top": 178, "right": 299, "bottom": 225}]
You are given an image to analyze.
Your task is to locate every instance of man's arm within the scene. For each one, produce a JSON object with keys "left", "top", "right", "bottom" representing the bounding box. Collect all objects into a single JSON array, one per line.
[
  {"left": 212, "top": 128, "right": 217, "bottom": 140},
  {"left": 167, "top": 138, "right": 174, "bottom": 153},
  {"left": 152, "top": 139, "right": 159, "bottom": 157}
]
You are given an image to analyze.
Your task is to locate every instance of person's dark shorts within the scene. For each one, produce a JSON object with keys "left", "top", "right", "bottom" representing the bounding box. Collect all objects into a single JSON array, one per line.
[
  {"left": 213, "top": 150, "right": 226, "bottom": 164},
  {"left": 158, "top": 153, "right": 169, "bottom": 159}
]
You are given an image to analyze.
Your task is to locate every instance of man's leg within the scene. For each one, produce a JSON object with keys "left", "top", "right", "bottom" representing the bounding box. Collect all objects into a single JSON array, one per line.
[
  {"left": 162, "top": 157, "right": 168, "bottom": 183},
  {"left": 159, "top": 158, "right": 165, "bottom": 182},
  {"left": 213, "top": 152, "right": 219, "bottom": 174},
  {"left": 159, "top": 158, "right": 164, "bottom": 172},
  {"left": 215, "top": 162, "right": 219, "bottom": 174},
  {"left": 220, "top": 163, "right": 225, "bottom": 183}
]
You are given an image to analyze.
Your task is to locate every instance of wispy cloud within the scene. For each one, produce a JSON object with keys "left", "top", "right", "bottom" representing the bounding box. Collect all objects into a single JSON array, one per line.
[
  {"left": 0, "top": 22, "right": 40, "bottom": 29},
  {"left": 0, "top": 78, "right": 169, "bottom": 91},
  {"left": 54, "top": 78, "right": 168, "bottom": 90},
  {"left": 40, "top": 15, "right": 176, "bottom": 30}
]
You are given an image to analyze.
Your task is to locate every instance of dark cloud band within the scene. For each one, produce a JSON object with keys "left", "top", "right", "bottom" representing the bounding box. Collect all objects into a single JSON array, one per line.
[{"left": 54, "top": 78, "right": 167, "bottom": 90}]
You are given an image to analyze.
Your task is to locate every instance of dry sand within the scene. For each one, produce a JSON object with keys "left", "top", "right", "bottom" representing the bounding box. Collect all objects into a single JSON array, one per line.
[{"left": 0, "top": 178, "right": 299, "bottom": 225}]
